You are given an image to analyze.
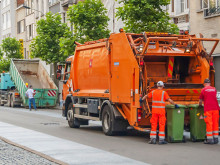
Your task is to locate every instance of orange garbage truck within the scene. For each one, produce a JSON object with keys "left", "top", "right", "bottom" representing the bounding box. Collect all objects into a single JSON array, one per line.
[{"left": 61, "top": 30, "right": 219, "bottom": 135}]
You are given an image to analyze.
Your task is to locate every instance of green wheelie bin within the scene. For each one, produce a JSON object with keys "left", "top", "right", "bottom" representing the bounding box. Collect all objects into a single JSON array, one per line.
[
  {"left": 189, "top": 104, "right": 206, "bottom": 142},
  {"left": 166, "top": 104, "right": 186, "bottom": 143}
]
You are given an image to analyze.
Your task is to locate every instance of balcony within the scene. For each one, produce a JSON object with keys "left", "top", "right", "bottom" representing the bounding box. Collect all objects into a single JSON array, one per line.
[
  {"left": 204, "top": 6, "right": 220, "bottom": 18},
  {"left": 61, "top": 0, "right": 77, "bottom": 7}
]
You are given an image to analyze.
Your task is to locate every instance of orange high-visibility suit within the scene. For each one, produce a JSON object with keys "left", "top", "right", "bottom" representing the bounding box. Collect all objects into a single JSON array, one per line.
[
  {"left": 148, "top": 89, "right": 170, "bottom": 140},
  {"left": 199, "top": 86, "right": 219, "bottom": 140}
]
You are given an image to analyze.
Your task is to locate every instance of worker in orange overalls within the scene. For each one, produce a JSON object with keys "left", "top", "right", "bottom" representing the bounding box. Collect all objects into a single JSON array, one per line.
[
  {"left": 142, "top": 81, "right": 179, "bottom": 144},
  {"left": 199, "top": 78, "right": 219, "bottom": 144}
]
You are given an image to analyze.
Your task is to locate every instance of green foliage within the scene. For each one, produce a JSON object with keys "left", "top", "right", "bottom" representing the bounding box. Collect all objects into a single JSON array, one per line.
[
  {"left": 30, "top": 12, "right": 70, "bottom": 64},
  {"left": 67, "top": 0, "right": 110, "bottom": 43},
  {"left": 59, "top": 30, "right": 76, "bottom": 57},
  {"left": 116, "top": 0, "right": 179, "bottom": 34},
  {"left": 0, "top": 58, "right": 10, "bottom": 73},
  {"left": 0, "top": 48, "right": 3, "bottom": 59},
  {"left": 1, "top": 37, "right": 23, "bottom": 59}
]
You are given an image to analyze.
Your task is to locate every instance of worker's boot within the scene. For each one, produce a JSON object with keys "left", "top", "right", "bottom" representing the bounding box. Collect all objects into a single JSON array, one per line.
[
  {"left": 158, "top": 139, "right": 168, "bottom": 145},
  {"left": 204, "top": 139, "right": 214, "bottom": 144},
  {"left": 148, "top": 138, "right": 156, "bottom": 144},
  {"left": 214, "top": 138, "right": 219, "bottom": 144}
]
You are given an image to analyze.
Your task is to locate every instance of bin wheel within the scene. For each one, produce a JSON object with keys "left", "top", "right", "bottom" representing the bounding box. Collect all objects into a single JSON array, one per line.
[
  {"left": 168, "top": 136, "right": 174, "bottom": 143},
  {"left": 182, "top": 136, "right": 186, "bottom": 143},
  {"left": 102, "top": 105, "right": 115, "bottom": 136},
  {"left": 67, "top": 103, "right": 80, "bottom": 128},
  {"left": 191, "top": 136, "right": 197, "bottom": 142}
]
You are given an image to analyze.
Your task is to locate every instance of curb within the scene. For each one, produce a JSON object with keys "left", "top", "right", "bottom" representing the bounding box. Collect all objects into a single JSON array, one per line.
[{"left": 0, "top": 136, "right": 68, "bottom": 165}]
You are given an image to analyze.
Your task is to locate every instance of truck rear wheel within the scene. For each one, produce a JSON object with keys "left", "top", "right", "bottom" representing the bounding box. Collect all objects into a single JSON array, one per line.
[
  {"left": 67, "top": 103, "right": 80, "bottom": 128},
  {"left": 102, "top": 105, "right": 115, "bottom": 136}
]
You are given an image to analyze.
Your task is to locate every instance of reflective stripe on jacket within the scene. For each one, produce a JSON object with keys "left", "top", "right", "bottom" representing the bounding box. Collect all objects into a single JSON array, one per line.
[{"left": 151, "top": 90, "right": 167, "bottom": 114}]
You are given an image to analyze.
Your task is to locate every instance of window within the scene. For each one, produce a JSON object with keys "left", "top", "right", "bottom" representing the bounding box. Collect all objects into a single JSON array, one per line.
[
  {"left": 36, "top": 0, "right": 39, "bottom": 18},
  {"left": 41, "top": 0, "right": 44, "bottom": 16},
  {"left": 64, "top": 63, "right": 71, "bottom": 80},
  {"left": 2, "top": 13, "right": 6, "bottom": 30},
  {"left": 27, "top": 24, "right": 34, "bottom": 40},
  {"left": 17, "top": 20, "right": 25, "bottom": 34},
  {"left": 7, "top": 11, "right": 11, "bottom": 29},
  {"left": 210, "top": 0, "right": 216, "bottom": 8},
  {"left": 2, "top": 0, "right": 10, "bottom": 8},
  {"left": 26, "top": 0, "right": 34, "bottom": 15},
  {"left": 63, "top": 13, "right": 66, "bottom": 23},
  {"left": 2, "top": 11, "right": 11, "bottom": 30},
  {"left": 202, "top": 0, "right": 209, "bottom": 8},
  {"left": 200, "top": 0, "right": 220, "bottom": 9},
  {"left": 181, "top": 0, "right": 185, "bottom": 12},
  {"left": 49, "top": 0, "right": 59, "bottom": 6}
]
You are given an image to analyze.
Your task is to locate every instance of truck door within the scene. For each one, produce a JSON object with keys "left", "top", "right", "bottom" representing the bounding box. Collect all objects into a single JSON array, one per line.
[{"left": 62, "top": 62, "right": 72, "bottom": 100}]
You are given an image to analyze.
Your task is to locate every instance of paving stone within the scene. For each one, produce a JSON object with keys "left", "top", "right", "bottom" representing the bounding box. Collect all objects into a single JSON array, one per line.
[{"left": 0, "top": 140, "right": 58, "bottom": 165}]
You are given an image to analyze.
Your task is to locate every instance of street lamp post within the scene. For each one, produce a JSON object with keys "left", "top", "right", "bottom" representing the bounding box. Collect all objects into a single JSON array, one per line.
[{"left": 23, "top": 5, "right": 44, "bottom": 16}]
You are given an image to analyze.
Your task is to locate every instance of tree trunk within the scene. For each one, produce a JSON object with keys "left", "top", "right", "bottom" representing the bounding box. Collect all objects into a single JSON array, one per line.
[{"left": 53, "top": 62, "right": 59, "bottom": 87}]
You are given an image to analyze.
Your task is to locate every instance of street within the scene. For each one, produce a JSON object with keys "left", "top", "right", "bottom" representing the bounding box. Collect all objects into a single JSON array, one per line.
[{"left": 0, "top": 106, "right": 220, "bottom": 165}]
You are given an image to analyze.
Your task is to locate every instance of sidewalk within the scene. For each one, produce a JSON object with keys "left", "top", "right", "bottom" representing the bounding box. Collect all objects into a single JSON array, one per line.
[
  {"left": 0, "top": 122, "right": 148, "bottom": 165},
  {"left": 0, "top": 138, "right": 61, "bottom": 165}
]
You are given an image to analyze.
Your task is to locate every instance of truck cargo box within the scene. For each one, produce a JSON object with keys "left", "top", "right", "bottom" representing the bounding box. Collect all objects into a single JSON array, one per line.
[{"left": 9, "top": 59, "right": 58, "bottom": 108}]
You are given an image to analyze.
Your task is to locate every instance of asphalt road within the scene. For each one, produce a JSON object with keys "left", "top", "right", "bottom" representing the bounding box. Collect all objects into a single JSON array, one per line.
[{"left": 0, "top": 106, "right": 220, "bottom": 165}]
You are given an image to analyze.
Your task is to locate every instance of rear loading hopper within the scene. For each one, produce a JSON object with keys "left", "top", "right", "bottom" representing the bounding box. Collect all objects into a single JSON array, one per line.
[{"left": 10, "top": 59, "right": 58, "bottom": 108}]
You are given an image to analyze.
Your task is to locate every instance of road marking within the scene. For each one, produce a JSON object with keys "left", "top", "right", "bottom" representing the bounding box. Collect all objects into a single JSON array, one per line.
[{"left": 0, "top": 122, "right": 149, "bottom": 165}]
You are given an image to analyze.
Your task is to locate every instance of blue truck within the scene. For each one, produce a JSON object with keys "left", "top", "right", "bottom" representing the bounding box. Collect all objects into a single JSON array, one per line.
[{"left": 0, "top": 72, "right": 22, "bottom": 107}]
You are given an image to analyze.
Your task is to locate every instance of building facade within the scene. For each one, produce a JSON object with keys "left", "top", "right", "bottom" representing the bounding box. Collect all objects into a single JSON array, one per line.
[
  {"left": 0, "top": 0, "right": 16, "bottom": 43},
  {"left": 167, "top": 0, "right": 189, "bottom": 33},
  {"left": 101, "top": 0, "right": 124, "bottom": 33},
  {"left": 190, "top": 0, "right": 220, "bottom": 90}
]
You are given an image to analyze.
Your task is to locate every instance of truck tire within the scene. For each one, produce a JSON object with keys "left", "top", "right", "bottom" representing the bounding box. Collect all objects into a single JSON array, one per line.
[
  {"left": 67, "top": 103, "right": 80, "bottom": 128},
  {"left": 102, "top": 105, "right": 115, "bottom": 136}
]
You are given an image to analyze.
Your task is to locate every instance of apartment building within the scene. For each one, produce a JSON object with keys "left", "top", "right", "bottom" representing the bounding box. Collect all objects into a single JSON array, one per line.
[
  {"left": 167, "top": 0, "right": 189, "bottom": 33},
  {"left": 101, "top": 0, "right": 124, "bottom": 33},
  {"left": 190, "top": 0, "right": 220, "bottom": 90},
  {"left": 15, "top": 0, "right": 48, "bottom": 59},
  {"left": 0, "top": 0, "right": 16, "bottom": 43},
  {"left": 49, "top": 0, "right": 76, "bottom": 24}
]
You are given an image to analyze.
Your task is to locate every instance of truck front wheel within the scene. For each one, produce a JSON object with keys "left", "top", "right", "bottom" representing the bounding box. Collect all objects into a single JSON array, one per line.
[
  {"left": 102, "top": 105, "right": 115, "bottom": 136},
  {"left": 67, "top": 103, "right": 80, "bottom": 128}
]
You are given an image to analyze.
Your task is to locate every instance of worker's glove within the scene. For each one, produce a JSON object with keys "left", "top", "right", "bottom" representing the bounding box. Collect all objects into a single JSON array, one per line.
[
  {"left": 175, "top": 104, "right": 180, "bottom": 109},
  {"left": 139, "top": 98, "right": 143, "bottom": 103}
]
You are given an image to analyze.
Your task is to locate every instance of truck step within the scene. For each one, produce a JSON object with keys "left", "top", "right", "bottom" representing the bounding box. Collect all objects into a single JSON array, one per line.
[
  {"left": 73, "top": 104, "right": 88, "bottom": 108},
  {"left": 74, "top": 114, "right": 100, "bottom": 121}
]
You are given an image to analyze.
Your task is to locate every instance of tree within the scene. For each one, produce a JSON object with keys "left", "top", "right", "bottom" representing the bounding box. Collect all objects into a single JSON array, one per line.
[
  {"left": 0, "top": 58, "right": 10, "bottom": 73},
  {"left": 30, "top": 12, "right": 71, "bottom": 83},
  {"left": 1, "top": 37, "right": 23, "bottom": 59},
  {"left": 67, "top": 0, "right": 110, "bottom": 43},
  {"left": 0, "top": 49, "right": 9, "bottom": 73},
  {"left": 116, "top": 0, "right": 179, "bottom": 34},
  {"left": 59, "top": 30, "right": 76, "bottom": 58}
]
